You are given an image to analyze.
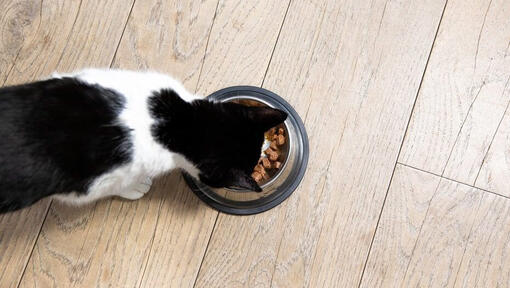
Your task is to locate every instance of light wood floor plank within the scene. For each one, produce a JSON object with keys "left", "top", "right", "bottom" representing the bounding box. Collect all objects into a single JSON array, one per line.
[
  {"left": 112, "top": 0, "right": 217, "bottom": 89},
  {"left": 400, "top": 0, "right": 510, "bottom": 184},
  {"left": 141, "top": 1, "right": 291, "bottom": 287},
  {"left": 453, "top": 193, "right": 510, "bottom": 288},
  {"left": 0, "top": 200, "right": 50, "bottom": 288},
  {"left": 442, "top": 0, "right": 510, "bottom": 185},
  {"left": 363, "top": 167, "right": 510, "bottom": 288},
  {"left": 475, "top": 110, "right": 510, "bottom": 196},
  {"left": 0, "top": 0, "right": 40, "bottom": 84},
  {"left": 195, "top": 0, "right": 446, "bottom": 287},
  {"left": 359, "top": 164, "right": 440, "bottom": 288},
  {"left": 194, "top": 0, "right": 291, "bottom": 96},
  {"left": 401, "top": 179, "right": 483, "bottom": 287},
  {"left": 3, "top": 0, "right": 81, "bottom": 86}
]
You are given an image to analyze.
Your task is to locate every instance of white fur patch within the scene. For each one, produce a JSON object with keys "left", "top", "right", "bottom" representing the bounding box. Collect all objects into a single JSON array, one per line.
[{"left": 53, "top": 69, "right": 201, "bottom": 204}]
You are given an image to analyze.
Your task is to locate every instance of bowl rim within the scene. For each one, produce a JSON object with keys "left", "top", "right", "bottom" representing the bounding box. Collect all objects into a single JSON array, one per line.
[{"left": 183, "top": 86, "right": 309, "bottom": 215}]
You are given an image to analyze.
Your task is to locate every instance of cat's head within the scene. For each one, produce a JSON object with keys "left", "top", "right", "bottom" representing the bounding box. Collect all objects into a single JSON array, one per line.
[
  {"left": 194, "top": 102, "right": 287, "bottom": 192},
  {"left": 150, "top": 90, "right": 287, "bottom": 192}
]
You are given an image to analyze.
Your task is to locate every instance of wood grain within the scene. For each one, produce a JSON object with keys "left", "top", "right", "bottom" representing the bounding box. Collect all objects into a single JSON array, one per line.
[
  {"left": 112, "top": 0, "right": 218, "bottom": 90},
  {"left": 21, "top": 199, "right": 162, "bottom": 288},
  {"left": 362, "top": 171, "right": 510, "bottom": 288},
  {"left": 453, "top": 193, "right": 510, "bottom": 288},
  {"left": 402, "top": 179, "right": 483, "bottom": 287},
  {"left": 3, "top": 0, "right": 81, "bottom": 86},
  {"left": 475, "top": 111, "right": 510, "bottom": 196},
  {"left": 136, "top": 176, "right": 217, "bottom": 288},
  {"left": 400, "top": 0, "right": 510, "bottom": 183},
  {"left": 195, "top": 0, "right": 446, "bottom": 287},
  {"left": 442, "top": 0, "right": 510, "bottom": 185},
  {"left": 0, "top": 200, "right": 50, "bottom": 288},
  {"left": 195, "top": 0, "right": 290, "bottom": 96},
  {"left": 19, "top": 0, "right": 218, "bottom": 287},
  {"left": 359, "top": 164, "right": 440, "bottom": 288},
  {"left": 0, "top": 0, "right": 40, "bottom": 84}
]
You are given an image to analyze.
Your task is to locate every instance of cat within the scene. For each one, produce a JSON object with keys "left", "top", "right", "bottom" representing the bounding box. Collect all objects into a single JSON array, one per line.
[{"left": 0, "top": 69, "right": 287, "bottom": 213}]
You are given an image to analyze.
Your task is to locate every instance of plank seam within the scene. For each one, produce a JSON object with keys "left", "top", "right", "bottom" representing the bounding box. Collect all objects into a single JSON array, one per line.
[
  {"left": 474, "top": 0, "right": 493, "bottom": 70},
  {"left": 137, "top": 178, "right": 167, "bottom": 288},
  {"left": 192, "top": 213, "right": 219, "bottom": 288},
  {"left": 189, "top": 1, "right": 222, "bottom": 287},
  {"left": 109, "top": 0, "right": 137, "bottom": 68},
  {"left": 195, "top": 0, "right": 221, "bottom": 94},
  {"left": 261, "top": 0, "right": 292, "bottom": 88},
  {"left": 473, "top": 75, "right": 510, "bottom": 186},
  {"left": 357, "top": 0, "right": 449, "bottom": 286},
  {"left": 14, "top": 0, "right": 85, "bottom": 284},
  {"left": 399, "top": 162, "right": 510, "bottom": 201},
  {"left": 441, "top": 82, "right": 486, "bottom": 176},
  {"left": 16, "top": 200, "right": 52, "bottom": 288},
  {"left": 301, "top": 117, "right": 349, "bottom": 287},
  {"left": 451, "top": 192, "right": 487, "bottom": 288},
  {"left": 267, "top": 2, "right": 340, "bottom": 285},
  {"left": 263, "top": 4, "right": 294, "bottom": 287},
  {"left": 399, "top": 174, "right": 443, "bottom": 286},
  {"left": 54, "top": 0, "right": 84, "bottom": 70}
]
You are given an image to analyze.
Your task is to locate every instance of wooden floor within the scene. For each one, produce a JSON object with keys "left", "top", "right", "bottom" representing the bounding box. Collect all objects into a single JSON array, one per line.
[{"left": 1, "top": 0, "right": 509, "bottom": 287}]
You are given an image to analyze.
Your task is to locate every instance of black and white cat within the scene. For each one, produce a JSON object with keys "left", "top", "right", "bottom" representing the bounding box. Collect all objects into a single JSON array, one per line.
[{"left": 0, "top": 69, "right": 287, "bottom": 213}]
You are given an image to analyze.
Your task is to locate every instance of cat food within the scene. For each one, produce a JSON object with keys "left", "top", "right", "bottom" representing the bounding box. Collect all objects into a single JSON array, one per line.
[
  {"left": 251, "top": 171, "right": 263, "bottom": 182},
  {"left": 252, "top": 126, "right": 286, "bottom": 184},
  {"left": 277, "top": 134, "right": 285, "bottom": 145},
  {"left": 261, "top": 157, "right": 271, "bottom": 169},
  {"left": 270, "top": 141, "right": 278, "bottom": 150}
]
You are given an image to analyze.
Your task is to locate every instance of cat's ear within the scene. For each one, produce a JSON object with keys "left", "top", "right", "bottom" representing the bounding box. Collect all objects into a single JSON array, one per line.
[
  {"left": 229, "top": 170, "right": 262, "bottom": 192},
  {"left": 245, "top": 107, "right": 287, "bottom": 131}
]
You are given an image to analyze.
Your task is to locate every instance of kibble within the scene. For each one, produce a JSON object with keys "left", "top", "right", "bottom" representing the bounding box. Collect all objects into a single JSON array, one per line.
[
  {"left": 251, "top": 172, "right": 262, "bottom": 182},
  {"left": 251, "top": 125, "right": 287, "bottom": 184},
  {"left": 254, "top": 164, "right": 264, "bottom": 174},
  {"left": 270, "top": 141, "right": 278, "bottom": 150},
  {"left": 277, "top": 134, "right": 285, "bottom": 146},
  {"left": 261, "top": 157, "right": 271, "bottom": 169}
]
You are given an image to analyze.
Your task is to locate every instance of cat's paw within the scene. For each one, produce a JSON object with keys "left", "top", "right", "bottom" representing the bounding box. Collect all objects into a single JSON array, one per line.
[
  {"left": 51, "top": 72, "right": 62, "bottom": 79},
  {"left": 117, "top": 178, "right": 152, "bottom": 200},
  {"left": 118, "top": 190, "right": 145, "bottom": 200}
]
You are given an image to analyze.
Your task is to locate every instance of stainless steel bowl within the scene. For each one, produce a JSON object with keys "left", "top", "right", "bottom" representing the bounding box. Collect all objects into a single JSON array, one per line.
[{"left": 183, "top": 86, "right": 309, "bottom": 215}]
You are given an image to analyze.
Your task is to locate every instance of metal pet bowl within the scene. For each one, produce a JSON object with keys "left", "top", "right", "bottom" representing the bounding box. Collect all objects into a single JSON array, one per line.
[{"left": 183, "top": 86, "right": 309, "bottom": 215}]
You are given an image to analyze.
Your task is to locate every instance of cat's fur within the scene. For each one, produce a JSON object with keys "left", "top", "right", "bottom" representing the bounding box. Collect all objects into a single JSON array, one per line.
[{"left": 0, "top": 69, "right": 287, "bottom": 213}]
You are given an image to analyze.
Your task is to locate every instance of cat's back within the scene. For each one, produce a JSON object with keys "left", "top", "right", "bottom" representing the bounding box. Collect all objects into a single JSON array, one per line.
[{"left": 0, "top": 78, "right": 132, "bottom": 212}]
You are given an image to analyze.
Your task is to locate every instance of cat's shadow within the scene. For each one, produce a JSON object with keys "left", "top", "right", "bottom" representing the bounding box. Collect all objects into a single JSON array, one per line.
[
  {"left": 144, "top": 169, "right": 205, "bottom": 215},
  {"left": 36, "top": 170, "right": 206, "bottom": 237},
  {"left": 0, "top": 172, "right": 206, "bottom": 243}
]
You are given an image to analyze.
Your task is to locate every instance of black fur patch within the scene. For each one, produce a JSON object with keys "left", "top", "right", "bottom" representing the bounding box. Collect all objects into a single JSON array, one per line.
[
  {"left": 149, "top": 89, "right": 287, "bottom": 192},
  {"left": 0, "top": 78, "right": 132, "bottom": 212}
]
